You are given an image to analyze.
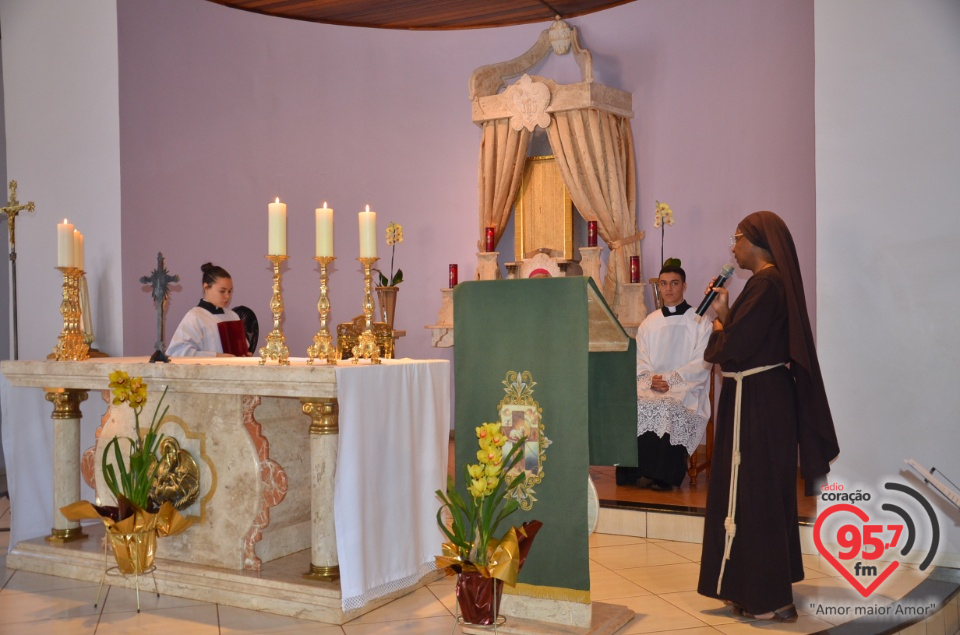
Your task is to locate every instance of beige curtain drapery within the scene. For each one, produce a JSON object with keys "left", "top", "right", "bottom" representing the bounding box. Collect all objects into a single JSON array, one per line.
[
  {"left": 546, "top": 109, "right": 639, "bottom": 314},
  {"left": 478, "top": 118, "right": 531, "bottom": 252}
]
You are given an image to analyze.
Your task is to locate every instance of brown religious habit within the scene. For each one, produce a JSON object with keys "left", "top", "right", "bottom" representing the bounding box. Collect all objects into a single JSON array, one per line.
[{"left": 697, "top": 211, "right": 839, "bottom": 617}]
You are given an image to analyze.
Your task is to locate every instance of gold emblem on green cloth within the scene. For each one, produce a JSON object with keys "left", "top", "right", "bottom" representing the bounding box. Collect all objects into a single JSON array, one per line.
[{"left": 498, "top": 371, "right": 551, "bottom": 511}]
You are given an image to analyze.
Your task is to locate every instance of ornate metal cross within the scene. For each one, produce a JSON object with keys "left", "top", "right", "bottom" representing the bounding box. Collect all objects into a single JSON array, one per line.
[
  {"left": 139, "top": 252, "right": 179, "bottom": 363},
  {"left": 0, "top": 180, "right": 36, "bottom": 359}
]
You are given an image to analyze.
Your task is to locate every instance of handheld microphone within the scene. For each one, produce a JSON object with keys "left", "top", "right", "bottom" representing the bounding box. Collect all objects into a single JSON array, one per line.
[{"left": 696, "top": 264, "right": 735, "bottom": 316}]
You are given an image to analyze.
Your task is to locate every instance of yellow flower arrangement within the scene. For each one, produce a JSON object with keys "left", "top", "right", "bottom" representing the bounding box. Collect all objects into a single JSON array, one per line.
[
  {"left": 376, "top": 221, "right": 404, "bottom": 287},
  {"left": 102, "top": 370, "right": 170, "bottom": 511},
  {"left": 436, "top": 422, "right": 526, "bottom": 569},
  {"left": 60, "top": 370, "right": 193, "bottom": 575}
]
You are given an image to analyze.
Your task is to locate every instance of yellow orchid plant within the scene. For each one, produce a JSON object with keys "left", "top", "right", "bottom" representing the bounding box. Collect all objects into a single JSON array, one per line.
[
  {"left": 375, "top": 221, "right": 404, "bottom": 287},
  {"left": 654, "top": 200, "right": 675, "bottom": 267},
  {"left": 436, "top": 422, "right": 527, "bottom": 569},
  {"left": 102, "top": 370, "right": 170, "bottom": 511}
]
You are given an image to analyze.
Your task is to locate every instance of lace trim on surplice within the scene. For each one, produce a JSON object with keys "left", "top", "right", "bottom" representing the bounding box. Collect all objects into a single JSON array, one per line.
[{"left": 637, "top": 395, "right": 708, "bottom": 455}]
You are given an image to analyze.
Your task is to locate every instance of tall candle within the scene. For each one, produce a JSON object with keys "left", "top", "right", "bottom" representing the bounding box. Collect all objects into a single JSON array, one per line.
[
  {"left": 57, "top": 219, "right": 74, "bottom": 268},
  {"left": 268, "top": 197, "right": 287, "bottom": 256},
  {"left": 359, "top": 205, "right": 377, "bottom": 258},
  {"left": 73, "top": 229, "right": 84, "bottom": 270},
  {"left": 316, "top": 202, "right": 334, "bottom": 258}
]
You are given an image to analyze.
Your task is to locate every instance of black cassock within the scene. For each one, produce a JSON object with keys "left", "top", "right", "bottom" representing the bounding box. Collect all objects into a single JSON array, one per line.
[{"left": 696, "top": 268, "right": 804, "bottom": 615}]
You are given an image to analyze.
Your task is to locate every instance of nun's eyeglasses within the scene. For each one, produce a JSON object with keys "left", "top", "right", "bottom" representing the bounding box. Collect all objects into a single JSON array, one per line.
[{"left": 730, "top": 233, "right": 744, "bottom": 246}]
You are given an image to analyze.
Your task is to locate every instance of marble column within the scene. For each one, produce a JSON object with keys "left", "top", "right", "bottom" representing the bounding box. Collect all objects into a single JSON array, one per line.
[
  {"left": 300, "top": 397, "right": 340, "bottom": 582},
  {"left": 44, "top": 388, "right": 89, "bottom": 543}
]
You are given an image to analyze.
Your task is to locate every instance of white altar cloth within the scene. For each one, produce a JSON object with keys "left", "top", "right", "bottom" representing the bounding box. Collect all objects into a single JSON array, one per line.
[
  {"left": 334, "top": 359, "right": 449, "bottom": 610},
  {"left": 1, "top": 356, "right": 450, "bottom": 613}
]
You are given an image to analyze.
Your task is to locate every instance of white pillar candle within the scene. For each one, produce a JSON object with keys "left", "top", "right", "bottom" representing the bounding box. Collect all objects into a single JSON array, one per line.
[
  {"left": 358, "top": 205, "right": 377, "bottom": 258},
  {"left": 57, "top": 219, "right": 74, "bottom": 268},
  {"left": 316, "top": 202, "right": 334, "bottom": 258},
  {"left": 268, "top": 197, "right": 287, "bottom": 256},
  {"left": 73, "top": 229, "right": 84, "bottom": 270}
]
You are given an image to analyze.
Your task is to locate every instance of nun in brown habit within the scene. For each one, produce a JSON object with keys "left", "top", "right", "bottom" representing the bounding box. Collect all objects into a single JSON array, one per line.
[{"left": 696, "top": 211, "right": 839, "bottom": 621}]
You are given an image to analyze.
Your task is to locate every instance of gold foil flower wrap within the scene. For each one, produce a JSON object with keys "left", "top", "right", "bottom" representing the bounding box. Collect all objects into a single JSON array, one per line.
[
  {"left": 435, "top": 520, "right": 542, "bottom": 587},
  {"left": 61, "top": 499, "right": 193, "bottom": 574}
]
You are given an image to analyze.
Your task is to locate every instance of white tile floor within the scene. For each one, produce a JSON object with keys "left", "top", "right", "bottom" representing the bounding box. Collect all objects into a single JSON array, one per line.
[{"left": 0, "top": 498, "right": 945, "bottom": 635}]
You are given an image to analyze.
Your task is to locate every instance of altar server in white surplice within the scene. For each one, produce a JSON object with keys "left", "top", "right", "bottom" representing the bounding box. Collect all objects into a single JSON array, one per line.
[
  {"left": 167, "top": 262, "right": 240, "bottom": 357},
  {"left": 618, "top": 261, "right": 712, "bottom": 491}
]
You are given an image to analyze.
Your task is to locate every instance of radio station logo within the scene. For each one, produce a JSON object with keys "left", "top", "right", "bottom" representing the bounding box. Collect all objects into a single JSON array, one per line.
[{"left": 814, "top": 481, "right": 939, "bottom": 598}]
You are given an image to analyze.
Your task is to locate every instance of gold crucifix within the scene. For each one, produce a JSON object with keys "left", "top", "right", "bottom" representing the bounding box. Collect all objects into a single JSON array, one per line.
[
  {"left": 1, "top": 180, "right": 36, "bottom": 359},
  {"left": 1, "top": 180, "right": 35, "bottom": 250}
]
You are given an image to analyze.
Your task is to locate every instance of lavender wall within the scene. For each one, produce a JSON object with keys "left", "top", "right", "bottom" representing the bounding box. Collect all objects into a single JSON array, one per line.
[{"left": 118, "top": 0, "right": 816, "bottom": 361}]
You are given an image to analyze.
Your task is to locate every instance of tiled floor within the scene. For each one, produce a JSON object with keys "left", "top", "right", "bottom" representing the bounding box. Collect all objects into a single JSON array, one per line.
[{"left": 0, "top": 494, "right": 940, "bottom": 635}]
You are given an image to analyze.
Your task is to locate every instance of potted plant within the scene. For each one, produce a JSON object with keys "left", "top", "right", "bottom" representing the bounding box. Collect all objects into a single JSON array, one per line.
[
  {"left": 374, "top": 221, "right": 403, "bottom": 329},
  {"left": 436, "top": 422, "right": 541, "bottom": 625},
  {"left": 61, "top": 370, "right": 192, "bottom": 574}
]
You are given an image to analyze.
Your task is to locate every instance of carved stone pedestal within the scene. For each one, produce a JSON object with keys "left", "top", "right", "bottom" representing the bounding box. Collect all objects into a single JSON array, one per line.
[
  {"left": 616, "top": 282, "right": 648, "bottom": 330},
  {"left": 426, "top": 288, "right": 454, "bottom": 348},
  {"left": 475, "top": 252, "right": 500, "bottom": 280},
  {"left": 461, "top": 600, "right": 634, "bottom": 635},
  {"left": 579, "top": 246, "right": 602, "bottom": 288}
]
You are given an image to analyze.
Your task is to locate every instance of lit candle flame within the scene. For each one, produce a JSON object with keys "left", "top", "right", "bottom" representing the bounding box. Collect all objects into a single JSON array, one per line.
[
  {"left": 365, "top": 204, "right": 370, "bottom": 212},
  {"left": 323, "top": 201, "right": 327, "bottom": 207},
  {"left": 275, "top": 197, "right": 280, "bottom": 204}
]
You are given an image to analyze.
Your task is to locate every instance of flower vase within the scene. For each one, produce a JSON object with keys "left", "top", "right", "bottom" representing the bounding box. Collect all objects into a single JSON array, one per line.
[
  {"left": 456, "top": 571, "right": 503, "bottom": 625},
  {"left": 375, "top": 285, "right": 398, "bottom": 329},
  {"left": 107, "top": 527, "right": 157, "bottom": 574}
]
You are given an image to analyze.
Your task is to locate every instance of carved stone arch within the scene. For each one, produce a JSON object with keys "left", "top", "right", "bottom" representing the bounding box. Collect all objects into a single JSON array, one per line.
[
  {"left": 469, "top": 20, "right": 594, "bottom": 102},
  {"left": 470, "top": 19, "right": 642, "bottom": 320}
]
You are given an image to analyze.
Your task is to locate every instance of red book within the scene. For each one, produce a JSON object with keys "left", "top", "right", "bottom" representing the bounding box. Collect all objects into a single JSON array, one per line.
[{"left": 217, "top": 320, "right": 249, "bottom": 357}]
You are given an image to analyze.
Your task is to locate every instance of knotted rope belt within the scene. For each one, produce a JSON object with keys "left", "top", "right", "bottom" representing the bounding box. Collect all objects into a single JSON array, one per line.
[{"left": 715, "top": 362, "right": 786, "bottom": 595}]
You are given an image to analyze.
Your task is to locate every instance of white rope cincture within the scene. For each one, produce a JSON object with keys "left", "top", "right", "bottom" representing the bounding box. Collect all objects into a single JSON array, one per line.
[{"left": 716, "top": 362, "right": 786, "bottom": 595}]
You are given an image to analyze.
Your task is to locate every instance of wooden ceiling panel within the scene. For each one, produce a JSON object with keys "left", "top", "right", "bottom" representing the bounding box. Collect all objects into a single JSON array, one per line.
[{"left": 205, "top": 0, "right": 635, "bottom": 30}]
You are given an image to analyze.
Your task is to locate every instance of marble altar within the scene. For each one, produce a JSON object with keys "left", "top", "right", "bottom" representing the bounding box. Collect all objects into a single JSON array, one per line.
[{"left": 0, "top": 356, "right": 450, "bottom": 624}]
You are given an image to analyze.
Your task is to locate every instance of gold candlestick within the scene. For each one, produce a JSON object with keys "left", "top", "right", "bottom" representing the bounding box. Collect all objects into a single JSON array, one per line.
[
  {"left": 352, "top": 257, "right": 381, "bottom": 364},
  {"left": 307, "top": 256, "right": 338, "bottom": 364},
  {"left": 259, "top": 255, "right": 290, "bottom": 366},
  {"left": 53, "top": 266, "right": 90, "bottom": 361}
]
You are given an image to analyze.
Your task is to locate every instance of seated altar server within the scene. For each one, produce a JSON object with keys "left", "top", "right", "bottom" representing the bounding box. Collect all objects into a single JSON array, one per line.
[
  {"left": 619, "top": 260, "right": 712, "bottom": 491},
  {"left": 167, "top": 262, "right": 241, "bottom": 357}
]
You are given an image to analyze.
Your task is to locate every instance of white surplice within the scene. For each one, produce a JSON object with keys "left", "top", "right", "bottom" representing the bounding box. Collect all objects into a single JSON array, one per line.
[
  {"left": 166, "top": 305, "right": 240, "bottom": 357},
  {"left": 636, "top": 303, "right": 713, "bottom": 454}
]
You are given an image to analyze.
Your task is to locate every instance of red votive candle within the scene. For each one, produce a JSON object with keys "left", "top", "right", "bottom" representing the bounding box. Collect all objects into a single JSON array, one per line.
[
  {"left": 629, "top": 256, "right": 640, "bottom": 283},
  {"left": 485, "top": 226, "right": 495, "bottom": 252},
  {"left": 449, "top": 264, "right": 458, "bottom": 288},
  {"left": 587, "top": 221, "right": 598, "bottom": 247}
]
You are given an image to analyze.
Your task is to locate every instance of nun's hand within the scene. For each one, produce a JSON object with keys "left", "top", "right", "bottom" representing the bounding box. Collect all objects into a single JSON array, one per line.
[{"left": 709, "top": 286, "right": 730, "bottom": 324}]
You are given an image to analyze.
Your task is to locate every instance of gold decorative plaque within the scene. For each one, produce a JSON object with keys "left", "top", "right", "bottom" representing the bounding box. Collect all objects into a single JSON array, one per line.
[
  {"left": 514, "top": 156, "right": 574, "bottom": 262},
  {"left": 498, "top": 370, "right": 551, "bottom": 511},
  {"left": 149, "top": 437, "right": 201, "bottom": 512}
]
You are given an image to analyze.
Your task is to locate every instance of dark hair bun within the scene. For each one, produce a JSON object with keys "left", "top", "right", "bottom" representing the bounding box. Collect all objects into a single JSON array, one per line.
[{"left": 200, "top": 263, "right": 231, "bottom": 286}]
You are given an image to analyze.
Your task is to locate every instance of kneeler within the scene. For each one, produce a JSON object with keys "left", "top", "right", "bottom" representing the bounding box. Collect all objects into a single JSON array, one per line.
[{"left": 454, "top": 277, "right": 637, "bottom": 608}]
